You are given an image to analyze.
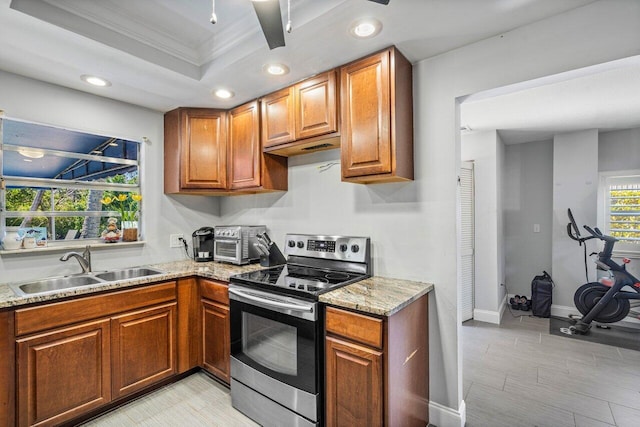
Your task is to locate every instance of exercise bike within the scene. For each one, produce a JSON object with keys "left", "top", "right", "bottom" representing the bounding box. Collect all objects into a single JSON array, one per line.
[{"left": 566, "top": 209, "right": 640, "bottom": 334}]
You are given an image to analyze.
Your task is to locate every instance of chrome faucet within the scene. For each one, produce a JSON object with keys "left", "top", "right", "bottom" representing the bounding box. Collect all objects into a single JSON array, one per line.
[{"left": 60, "top": 245, "right": 92, "bottom": 273}]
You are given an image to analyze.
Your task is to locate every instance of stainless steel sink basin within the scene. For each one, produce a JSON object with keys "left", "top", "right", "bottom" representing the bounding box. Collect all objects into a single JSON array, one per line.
[
  {"left": 9, "top": 267, "right": 166, "bottom": 297},
  {"left": 13, "top": 275, "right": 104, "bottom": 296},
  {"left": 94, "top": 267, "right": 165, "bottom": 282}
]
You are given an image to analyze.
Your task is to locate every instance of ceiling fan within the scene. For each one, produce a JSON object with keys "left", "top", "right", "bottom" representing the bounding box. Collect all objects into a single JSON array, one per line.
[{"left": 244, "top": 0, "right": 391, "bottom": 50}]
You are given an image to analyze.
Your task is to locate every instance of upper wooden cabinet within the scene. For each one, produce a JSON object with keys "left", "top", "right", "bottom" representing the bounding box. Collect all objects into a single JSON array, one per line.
[
  {"left": 262, "top": 70, "right": 340, "bottom": 156},
  {"left": 165, "top": 105, "right": 287, "bottom": 195},
  {"left": 340, "top": 47, "right": 414, "bottom": 183},
  {"left": 228, "top": 101, "right": 262, "bottom": 190},
  {"left": 164, "top": 108, "right": 227, "bottom": 193}
]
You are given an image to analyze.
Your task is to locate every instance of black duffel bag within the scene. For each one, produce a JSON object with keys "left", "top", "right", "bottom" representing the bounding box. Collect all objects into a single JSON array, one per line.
[{"left": 531, "top": 271, "right": 554, "bottom": 318}]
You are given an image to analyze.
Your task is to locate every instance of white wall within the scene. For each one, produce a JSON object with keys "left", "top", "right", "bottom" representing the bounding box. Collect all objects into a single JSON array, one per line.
[
  {"left": 599, "top": 128, "right": 640, "bottom": 172},
  {"left": 503, "top": 140, "right": 554, "bottom": 297},
  {"left": 2, "top": 1, "right": 640, "bottom": 425},
  {"left": 0, "top": 70, "right": 221, "bottom": 281},
  {"left": 552, "top": 130, "right": 599, "bottom": 308},
  {"left": 461, "top": 130, "right": 505, "bottom": 319}
]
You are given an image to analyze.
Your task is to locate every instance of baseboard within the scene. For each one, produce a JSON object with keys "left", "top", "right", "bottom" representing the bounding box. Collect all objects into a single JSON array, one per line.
[
  {"left": 429, "top": 399, "right": 466, "bottom": 427},
  {"left": 473, "top": 308, "right": 501, "bottom": 324},
  {"left": 551, "top": 303, "right": 640, "bottom": 329}
]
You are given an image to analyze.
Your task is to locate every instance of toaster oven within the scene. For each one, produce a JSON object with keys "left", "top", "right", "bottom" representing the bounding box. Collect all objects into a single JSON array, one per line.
[{"left": 213, "top": 225, "right": 266, "bottom": 265}]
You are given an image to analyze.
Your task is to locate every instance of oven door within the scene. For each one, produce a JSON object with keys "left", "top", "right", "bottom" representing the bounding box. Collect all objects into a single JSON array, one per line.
[
  {"left": 214, "top": 238, "right": 241, "bottom": 263},
  {"left": 229, "top": 285, "right": 319, "bottom": 395}
]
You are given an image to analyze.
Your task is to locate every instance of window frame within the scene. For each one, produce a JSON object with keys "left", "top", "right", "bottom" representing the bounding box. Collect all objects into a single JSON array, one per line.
[
  {"left": 0, "top": 117, "right": 143, "bottom": 251},
  {"left": 598, "top": 170, "right": 640, "bottom": 257}
]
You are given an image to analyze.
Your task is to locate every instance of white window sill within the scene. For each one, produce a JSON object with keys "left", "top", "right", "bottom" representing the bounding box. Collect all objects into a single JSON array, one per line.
[
  {"left": 612, "top": 250, "right": 640, "bottom": 259},
  {"left": 0, "top": 240, "right": 145, "bottom": 256}
]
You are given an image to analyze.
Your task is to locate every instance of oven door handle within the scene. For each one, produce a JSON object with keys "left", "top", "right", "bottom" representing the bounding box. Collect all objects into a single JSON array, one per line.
[{"left": 229, "top": 288, "right": 314, "bottom": 313}]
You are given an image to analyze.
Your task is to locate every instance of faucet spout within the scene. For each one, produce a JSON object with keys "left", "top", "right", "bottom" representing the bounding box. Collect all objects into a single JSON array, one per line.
[{"left": 60, "top": 245, "right": 92, "bottom": 273}]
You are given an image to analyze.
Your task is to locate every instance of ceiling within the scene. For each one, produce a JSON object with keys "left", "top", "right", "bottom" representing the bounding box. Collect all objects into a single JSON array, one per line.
[
  {"left": 460, "top": 55, "right": 640, "bottom": 144},
  {"left": 0, "top": 0, "right": 597, "bottom": 112}
]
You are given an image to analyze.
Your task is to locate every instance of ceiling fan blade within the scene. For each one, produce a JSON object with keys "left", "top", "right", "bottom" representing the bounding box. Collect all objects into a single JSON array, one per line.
[
  {"left": 368, "top": 0, "right": 390, "bottom": 4},
  {"left": 251, "top": 0, "right": 285, "bottom": 50}
]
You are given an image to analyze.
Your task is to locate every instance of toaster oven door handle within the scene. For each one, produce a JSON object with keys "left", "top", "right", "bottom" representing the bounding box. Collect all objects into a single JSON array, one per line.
[{"left": 229, "top": 288, "right": 314, "bottom": 313}]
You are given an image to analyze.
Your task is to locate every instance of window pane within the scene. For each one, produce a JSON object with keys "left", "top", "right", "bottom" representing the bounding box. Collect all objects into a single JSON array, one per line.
[{"left": 608, "top": 182, "right": 640, "bottom": 244}]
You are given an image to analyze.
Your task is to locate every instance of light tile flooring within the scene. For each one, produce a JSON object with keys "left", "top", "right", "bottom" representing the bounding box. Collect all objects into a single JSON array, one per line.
[
  {"left": 79, "top": 373, "right": 259, "bottom": 426},
  {"left": 81, "top": 314, "right": 640, "bottom": 426},
  {"left": 463, "top": 313, "right": 640, "bottom": 427}
]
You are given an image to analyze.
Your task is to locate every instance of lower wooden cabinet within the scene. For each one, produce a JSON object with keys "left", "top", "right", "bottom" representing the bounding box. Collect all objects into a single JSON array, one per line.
[
  {"left": 200, "top": 279, "right": 231, "bottom": 384},
  {"left": 16, "top": 319, "right": 112, "bottom": 427},
  {"left": 325, "top": 336, "right": 383, "bottom": 427},
  {"left": 111, "top": 303, "right": 177, "bottom": 398},
  {"left": 325, "top": 294, "right": 429, "bottom": 427},
  {"left": 201, "top": 300, "right": 230, "bottom": 383}
]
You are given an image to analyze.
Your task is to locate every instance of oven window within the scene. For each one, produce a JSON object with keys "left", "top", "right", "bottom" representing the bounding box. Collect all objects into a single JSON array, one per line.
[
  {"left": 242, "top": 312, "right": 297, "bottom": 376},
  {"left": 216, "top": 241, "right": 238, "bottom": 258}
]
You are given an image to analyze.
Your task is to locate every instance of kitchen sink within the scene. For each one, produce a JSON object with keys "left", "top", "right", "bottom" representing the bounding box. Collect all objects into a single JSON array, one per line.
[
  {"left": 94, "top": 267, "right": 165, "bottom": 282},
  {"left": 9, "top": 267, "right": 166, "bottom": 297},
  {"left": 12, "top": 275, "right": 105, "bottom": 296}
]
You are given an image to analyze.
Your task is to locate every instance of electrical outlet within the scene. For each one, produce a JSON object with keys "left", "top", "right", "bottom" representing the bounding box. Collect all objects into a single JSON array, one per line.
[
  {"left": 533, "top": 224, "right": 541, "bottom": 233},
  {"left": 169, "top": 234, "right": 184, "bottom": 248}
]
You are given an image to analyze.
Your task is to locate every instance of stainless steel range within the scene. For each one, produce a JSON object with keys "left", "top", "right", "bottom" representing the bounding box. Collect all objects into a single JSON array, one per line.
[{"left": 228, "top": 234, "right": 371, "bottom": 427}]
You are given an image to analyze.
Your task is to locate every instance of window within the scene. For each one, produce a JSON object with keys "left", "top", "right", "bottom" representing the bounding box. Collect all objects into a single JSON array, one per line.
[
  {"left": 1, "top": 118, "right": 141, "bottom": 249},
  {"left": 600, "top": 173, "right": 640, "bottom": 254}
]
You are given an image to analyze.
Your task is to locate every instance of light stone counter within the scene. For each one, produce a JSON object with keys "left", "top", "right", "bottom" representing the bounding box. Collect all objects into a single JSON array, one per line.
[
  {"left": 319, "top": 276, "right": 434, "bottom": 316},
  {"left": 0, "top": 260, "right": 263, "bottom": 309},
  {"left": 0, "top": 260, "right": 433, "bottom": 317}
]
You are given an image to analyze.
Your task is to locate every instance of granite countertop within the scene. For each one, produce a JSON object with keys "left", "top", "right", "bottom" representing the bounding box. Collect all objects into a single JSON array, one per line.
[
  {"left": 319, "top": 276, "right": 434, "bottom": 316},
  {"left": 0, "top": 260, "right": 434, "bottom": 316}
]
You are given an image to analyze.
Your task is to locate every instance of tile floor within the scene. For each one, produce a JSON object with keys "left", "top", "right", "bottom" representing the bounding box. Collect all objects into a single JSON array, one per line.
[
  {"left": 79, "top": 373, "right": 258, "bottom": 426},
  {"left": 81, "top": 313, "right": 640, "bottom": 426},
  {"left": 463, "top": 313, "right": 640, "bottom": 427}
]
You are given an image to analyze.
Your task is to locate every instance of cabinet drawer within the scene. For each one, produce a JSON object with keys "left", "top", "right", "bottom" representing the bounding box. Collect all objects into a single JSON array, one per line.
[
  {"left": 325, "top": 307, "right": 383, "bottom": 349},
  {"left": 199, "top": 279, "right": 229, "bottom": 305},
  {"left": 15, "top": 281, "right": 177, "bottom": 337}
]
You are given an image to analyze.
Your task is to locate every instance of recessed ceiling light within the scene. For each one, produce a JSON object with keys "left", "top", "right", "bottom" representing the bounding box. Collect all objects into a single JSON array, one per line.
[
  {"left": 81, "top": 74, "right": 111, "bottom": 87},
  {"left": 349, "top": 18, "right": 382, "bottom": 39},
  {"left": 263, "top": 63, "right": 290, "bottom": 76},
  {"left": 214, "top": 89, "right": 235, "bottom": 99},
  {"left": 18, "top": 148, "right": 44, "bottom": 159}
]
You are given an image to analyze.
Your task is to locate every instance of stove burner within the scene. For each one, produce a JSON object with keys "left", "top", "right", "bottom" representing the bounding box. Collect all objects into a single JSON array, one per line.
[{"left": 325, "top": 272, "right": 349, "bottom": 281}]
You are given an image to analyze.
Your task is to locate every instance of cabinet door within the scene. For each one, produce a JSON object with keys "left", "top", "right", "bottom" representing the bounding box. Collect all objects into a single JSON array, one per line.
[
  {"left": 111, "top": 303, "right": 177, "bottom": 399},
  {"left": 16, "top": 319, "right": 111, "bottom": 427},
  {"left": 295, "top": 70, "right": 338, "bottom": 140},
  {"left": 261, "top": 87, "right": 295, "bottom": 148},
  {"left": 180, "top": 108, "right": 227, "bottom": 189},
  {"left": 325, "top": 336, "right": 383, "bottom": 427},
  {"left": 201, "top": 299, "right": 230, "bottom": 383},
  {"left": 228, "top": 101, "right": 261, "bottom": 189},
  {"left": 340, "top": 50, "right": 392, "bottom": 178}
]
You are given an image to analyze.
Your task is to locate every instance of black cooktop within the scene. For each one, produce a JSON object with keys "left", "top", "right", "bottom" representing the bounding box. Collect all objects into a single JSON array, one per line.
[{"left": 230, "top": 264, "right": 368, "bottom": 299}]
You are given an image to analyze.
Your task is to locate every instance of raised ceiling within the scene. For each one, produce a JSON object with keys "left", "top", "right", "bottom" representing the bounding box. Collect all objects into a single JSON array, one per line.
[{"left": 0, "top": 0, "right": 596, "bottom": 112}]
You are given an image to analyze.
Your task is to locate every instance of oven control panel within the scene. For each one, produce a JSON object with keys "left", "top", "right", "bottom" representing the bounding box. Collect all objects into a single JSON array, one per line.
[{"left": 284, "top": 234, "right": 369, "bottom": 263}]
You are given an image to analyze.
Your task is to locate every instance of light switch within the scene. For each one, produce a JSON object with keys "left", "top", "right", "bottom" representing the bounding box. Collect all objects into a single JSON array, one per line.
[{"left": 533, "top": 224, "right": 540, "bottom": 233}]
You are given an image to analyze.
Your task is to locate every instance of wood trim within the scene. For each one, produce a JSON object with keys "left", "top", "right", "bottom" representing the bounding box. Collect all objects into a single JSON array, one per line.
[
  {"left": 260, "top": 152, "right": 288, "bottom": 192},
  {"left": 385, "top": 293, "right": 429, "bottom": 426},
  {"left": 163, "top": 108, "right": 181, "bottom": 194},
  {"left": 0, "top": 311, "right": 15, "bottom": 427},
  {"left": 326, "top": 306, "right": 383, "bottom": 349},
  {"left": 177, "top": 278, "right": 200, "bottom": 373},
  {"left": 389, "top": 46, "right": 414, "bottom": 181},
  {"left": 15, "top": 281, "right": 177, "bottom": 337}
]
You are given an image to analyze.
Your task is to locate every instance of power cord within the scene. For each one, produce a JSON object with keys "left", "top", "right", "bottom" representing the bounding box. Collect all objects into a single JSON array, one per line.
[{"left": 178, "top": 237, "right": 193, "bottom": 260}]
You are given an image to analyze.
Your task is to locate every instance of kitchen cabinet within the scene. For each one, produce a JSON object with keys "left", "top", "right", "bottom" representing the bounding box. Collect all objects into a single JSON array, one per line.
[
  {"left": 325, "top": 293, "right": 429, "bottom": 426},
  {"left": 165, "top": 105, "right": 287, "bottom": 195},
  {"left": 13, "top": 281, "right": 177, "bottom": 426},
  {"left": 16, "top": 319, "right": 112, "bottom": 427},
  {"left": 164, "top": 107, "right": 227, "bottom": 193},
  {"left": 200, "top": 279, "right": 231, "bottom": 384},
  {"left": 340, "top": 46, "right": 414, "bottom": 183},
  {"left": 0, "top": 310, "right": 15, "bottom": 426},
  {"left": 262, "top": 70, "right": 340, "bottom": 157},
  {"left": 111, "top": 303, "right": 177, "bottom": 399}
]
